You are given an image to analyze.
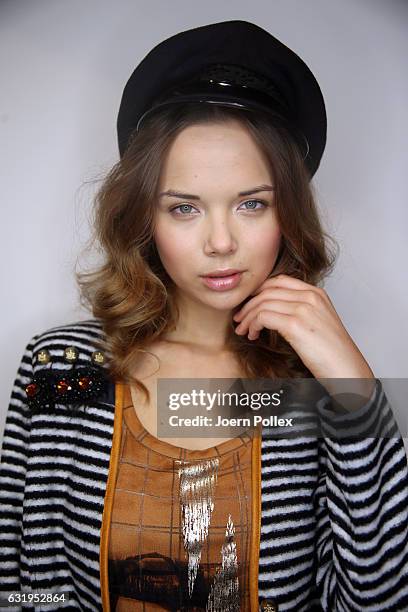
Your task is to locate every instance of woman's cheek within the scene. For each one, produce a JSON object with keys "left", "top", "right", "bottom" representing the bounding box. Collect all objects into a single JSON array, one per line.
[
  {"left": 247, "top": 225, "right": 281, "bottom": 264},
  {"left": 154, "top": 231, "right": 195, "bottom": 278}
]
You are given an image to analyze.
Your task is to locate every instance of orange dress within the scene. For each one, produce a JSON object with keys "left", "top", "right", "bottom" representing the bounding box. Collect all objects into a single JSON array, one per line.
[{"left": 106, "top": 385, "right": 255, "bottom": 611}]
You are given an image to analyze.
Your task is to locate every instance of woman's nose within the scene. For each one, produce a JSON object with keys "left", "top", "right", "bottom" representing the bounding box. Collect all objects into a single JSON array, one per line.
[{"left": 203, "top": 217, "right": 237, "bottom": 255}]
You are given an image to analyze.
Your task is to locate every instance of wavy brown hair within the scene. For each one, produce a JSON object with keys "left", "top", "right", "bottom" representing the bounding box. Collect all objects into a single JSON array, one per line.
[{"left": 77, "top": 103, "right": 338, "bottom": 402}]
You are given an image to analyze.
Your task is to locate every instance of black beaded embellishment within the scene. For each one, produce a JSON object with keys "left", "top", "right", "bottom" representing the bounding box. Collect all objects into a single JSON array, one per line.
[{"left": 25, "top": 360, "right": 109, "bottom": 413}]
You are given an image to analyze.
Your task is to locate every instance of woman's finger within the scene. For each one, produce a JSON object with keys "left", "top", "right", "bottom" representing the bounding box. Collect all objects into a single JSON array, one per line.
[
  {"left": 235, "top": 300, "right": 309, "bottom": 334},
  {"left": 246, "top": 309, "right": 293, "bottom": 341},
  {"left": 254, "top": 273, "right": 322, "bottom": 293},
  {"left": 252, "top": 274, "right": 329, "bottom": 303},
  {"left": 234, "top": 287, "right": 321, "bottom": 322}
]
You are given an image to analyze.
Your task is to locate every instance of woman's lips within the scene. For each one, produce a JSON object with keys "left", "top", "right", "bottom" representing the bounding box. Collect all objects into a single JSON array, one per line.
[{"left": 201, "top": 272, "right": 243, "bottom": 291}]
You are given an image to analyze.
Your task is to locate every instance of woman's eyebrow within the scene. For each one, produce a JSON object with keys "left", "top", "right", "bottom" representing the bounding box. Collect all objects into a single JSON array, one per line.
[{"left": 158, "top": 185, "right": 275, "bottom": 200}]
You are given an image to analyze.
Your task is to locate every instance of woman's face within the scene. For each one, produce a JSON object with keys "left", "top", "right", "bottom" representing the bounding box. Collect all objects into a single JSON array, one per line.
[{"left": 154, "top": 119, "right": 282, "bottom": 311}]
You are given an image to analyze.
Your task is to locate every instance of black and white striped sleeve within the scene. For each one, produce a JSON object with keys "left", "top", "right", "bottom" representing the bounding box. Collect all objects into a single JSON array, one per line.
[
  {"left": 314, "top": 378, "right": 408, "bottom": 610},
  {"left": 0, "top": 336, "right": 37, "bottom": 595}
]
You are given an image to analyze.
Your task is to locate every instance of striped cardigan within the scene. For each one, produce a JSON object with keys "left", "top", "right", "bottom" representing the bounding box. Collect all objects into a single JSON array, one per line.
[{"left": 1, "top": 319, "right": 407, "bottom": 611}]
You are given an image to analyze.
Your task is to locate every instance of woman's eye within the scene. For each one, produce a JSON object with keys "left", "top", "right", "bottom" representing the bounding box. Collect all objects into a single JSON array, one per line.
[
  {"left": 170, "top": 204, "right": 198, "bottom": 215},
  {"left": 239, "top": 199, "right": 267, "bottom": 211}
]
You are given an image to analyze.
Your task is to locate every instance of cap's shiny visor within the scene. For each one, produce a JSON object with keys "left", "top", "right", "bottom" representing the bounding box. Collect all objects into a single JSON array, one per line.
[{"left": 135, "top": 83, "right": 310, "bottom": 162}]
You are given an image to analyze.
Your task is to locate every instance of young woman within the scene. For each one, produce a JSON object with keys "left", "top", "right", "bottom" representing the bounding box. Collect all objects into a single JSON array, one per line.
[{"left": 1, "top": 20, "right": 407, "bottom": 612}]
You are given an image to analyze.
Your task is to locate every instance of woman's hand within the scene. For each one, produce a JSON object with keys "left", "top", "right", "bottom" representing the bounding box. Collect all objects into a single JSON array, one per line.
[{"left": 233, "top": 274, "right": 375, "bottom": 395}]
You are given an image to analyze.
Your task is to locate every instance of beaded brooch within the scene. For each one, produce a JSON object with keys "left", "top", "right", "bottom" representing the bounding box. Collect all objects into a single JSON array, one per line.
[{"left": 24, "top": 346, "right": 110, "bottom": 412}]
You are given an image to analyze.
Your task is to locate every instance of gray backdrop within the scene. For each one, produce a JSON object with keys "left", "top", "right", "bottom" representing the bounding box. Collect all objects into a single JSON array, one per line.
[{"left": 1, "top": 0, "right": 407, "bottom": 448}]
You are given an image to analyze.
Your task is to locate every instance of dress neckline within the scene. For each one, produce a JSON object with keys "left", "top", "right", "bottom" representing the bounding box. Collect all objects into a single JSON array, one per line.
[{"left": 121, "top": 384, "right": 253, "bottom": 460}]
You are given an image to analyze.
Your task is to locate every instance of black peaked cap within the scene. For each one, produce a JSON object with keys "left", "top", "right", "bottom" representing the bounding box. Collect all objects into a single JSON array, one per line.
[{"left": 117, "top": 20, "right": 327, "bottom": 177}]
